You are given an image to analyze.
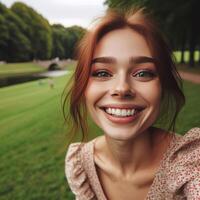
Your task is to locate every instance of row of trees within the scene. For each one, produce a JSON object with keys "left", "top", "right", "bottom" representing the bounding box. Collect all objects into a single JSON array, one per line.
[
  {"left": 104, "top": 0, "right": 200, "bottom": 67},
  {"left": 0, "top": 2, "right": 86, "bottom": 62}
]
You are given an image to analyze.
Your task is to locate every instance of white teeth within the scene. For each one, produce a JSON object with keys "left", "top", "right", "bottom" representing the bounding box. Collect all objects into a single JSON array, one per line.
[
  {"left": 108, "top": 108, "right": 112, "bottom": 113},
  {"left": 105, "top": 108, "right": 136, "bottom": 117},
  {"left": 111, "top": 108, "right": 115, "bottom": 114},
  {"left": 121, "top": 109, "right": 126, "bottom": 116},
  {"left": 116, "top": 109, "right": 121, "bottom": 115},
  {"left": 131, "top": 109, "right": 135, "bottom": 115}
]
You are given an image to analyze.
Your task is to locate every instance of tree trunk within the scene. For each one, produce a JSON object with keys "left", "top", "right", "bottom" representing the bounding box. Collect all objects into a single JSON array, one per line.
[
  {"left": 180, "top": 48, "right": 185, "bottom": 64},
  {"left": 180, "top": 37, "right": 185, "bottom": 64},
  {"left": 199, "top": 51, "right": 200, "bottom": 64},
  {"left": 189, "top": 48, "right": 195, "bottom": 67},
  {"left": 189, "top": 35, "right": 196, "bottom": 67}
]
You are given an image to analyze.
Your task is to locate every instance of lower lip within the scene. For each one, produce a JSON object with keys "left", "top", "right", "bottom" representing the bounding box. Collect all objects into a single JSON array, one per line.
[{"left": 103, "top": 110, "right": 140, "bottom": 124}]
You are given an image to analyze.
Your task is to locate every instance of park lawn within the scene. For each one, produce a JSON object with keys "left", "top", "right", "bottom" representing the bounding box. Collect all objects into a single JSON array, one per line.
[
  {"left": 0, "top": 62, "right": 46, "bottom": 78},
  {"left": 176, "top": 81, "right": 200, "bottom": 132},
  {"left": 0, "top": 74, "right": 74, "bottom": 200},
  {"left": 0, "top": 73, "right": 200, "bottom": 199},
  {"left": 176, "top": 64, "right": 200, "bottom": 74},
  {"left": 61, "top": 60, "right": 77, "bottom": 71}
]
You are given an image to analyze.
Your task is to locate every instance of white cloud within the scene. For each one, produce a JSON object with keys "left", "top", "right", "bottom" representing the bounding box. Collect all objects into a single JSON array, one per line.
[{"left": 2, "top": 0, "right": 107, "bottom": 28}]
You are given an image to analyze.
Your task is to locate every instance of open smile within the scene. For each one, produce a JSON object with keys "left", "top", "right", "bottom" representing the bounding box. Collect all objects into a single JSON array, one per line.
[{"left": 100, "top": 105, "right": 144, "bottom": 124}]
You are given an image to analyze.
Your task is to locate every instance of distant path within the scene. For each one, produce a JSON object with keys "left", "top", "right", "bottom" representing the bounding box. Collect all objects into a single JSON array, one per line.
[
  {"left": 179, "top": 71, "right": 200, "bottom": 84},
  {"left": 36, "top": 70, "right": 70, "bottom": 77}
]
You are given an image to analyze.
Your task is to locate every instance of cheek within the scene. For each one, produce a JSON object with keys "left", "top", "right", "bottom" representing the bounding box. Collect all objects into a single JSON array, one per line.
[
  {"left": 84, "top": 80, "right": 107, "bottom": 126},
  {"left": 84, "top": 80, "right": 105, "bottom": 110},
  {"left": 134, "top": 80, "right": 162, "bottom": 106}
]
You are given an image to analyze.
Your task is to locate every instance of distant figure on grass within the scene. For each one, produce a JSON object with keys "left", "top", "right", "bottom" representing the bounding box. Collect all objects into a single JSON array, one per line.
[
  {"left": 63, "top": 8, "right": 200, "bottom": 200},
  {"left": 38, "top": 79, "right": 45, "bottom": 86},
  {"left": 48, "top": 78, "right": 54, "bottom": 89}
]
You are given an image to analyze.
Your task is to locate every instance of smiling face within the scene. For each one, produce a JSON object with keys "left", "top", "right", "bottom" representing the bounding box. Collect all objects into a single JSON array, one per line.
[{"left": 85, "top": 28, "right": 162, "bottom": 140}]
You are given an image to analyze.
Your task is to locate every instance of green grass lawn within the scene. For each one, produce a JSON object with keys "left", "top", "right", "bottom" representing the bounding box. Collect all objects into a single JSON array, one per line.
[
  {"left": 61, "top": 61, "right": 77, "bottom": 71},
  {"left": 0, "top": 62, "right": 46, "bottom": 78},
  {"left": 0, "top": 72, "right": 200, "bottom": 199},
  {"left": 176, "top": 64, "right": 200, "bottom": 74},
  {"left": 0, "top": 74, "right": 75, "bottom": 200},
  {"left": 176, "top": 81, "right": 200, "bottom": 132}
]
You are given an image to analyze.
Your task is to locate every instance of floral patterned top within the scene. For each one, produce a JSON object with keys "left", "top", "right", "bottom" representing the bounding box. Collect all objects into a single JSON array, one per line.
[{"left": 65, "top": 128, "right": 200, "bottom": 200}]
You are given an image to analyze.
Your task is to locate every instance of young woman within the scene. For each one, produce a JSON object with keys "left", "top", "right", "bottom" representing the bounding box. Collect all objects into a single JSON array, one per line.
[{"left": 64, "top": 8, "right": 200, "bottom": 200}]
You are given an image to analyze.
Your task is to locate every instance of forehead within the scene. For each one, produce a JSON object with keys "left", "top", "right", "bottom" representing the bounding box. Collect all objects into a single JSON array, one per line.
[{"left": 93, "top": 28, "right": 152, "bottom": 62}]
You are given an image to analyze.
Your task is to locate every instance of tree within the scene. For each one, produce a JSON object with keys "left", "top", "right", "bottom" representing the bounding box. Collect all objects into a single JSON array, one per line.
[
  {"left": 65, "top": 26, "right": 86, "bottom": 58},
  {"left": 0, "top": 7, "right": 9, "bottom": 60},
  {"left": 51, "top": 24, "right": 66, "bottom": 59},
  {"left": 51, "top": 24, "right": 86, "bottom": 59},
  {"left": 0, "top": 3, "right": 31, "bottom": 62},
  {"left": 11, "top": 2, "right": 52, "bottom": 60},
  {"left": 0, "top": 2, "right": 86, "bottom": 62},
  {"left": 104, "top": 0, "right": 200, "bottom": 67}
]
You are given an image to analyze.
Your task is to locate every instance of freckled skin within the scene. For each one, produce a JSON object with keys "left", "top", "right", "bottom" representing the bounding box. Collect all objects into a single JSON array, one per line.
[{"left": 85, "top": 28, "right": 162, "bottom": 141}]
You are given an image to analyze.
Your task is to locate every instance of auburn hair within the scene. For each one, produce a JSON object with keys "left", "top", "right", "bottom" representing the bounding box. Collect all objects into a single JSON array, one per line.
[{"left": 62, "top": 8, "right": 185, "bottom": 142}]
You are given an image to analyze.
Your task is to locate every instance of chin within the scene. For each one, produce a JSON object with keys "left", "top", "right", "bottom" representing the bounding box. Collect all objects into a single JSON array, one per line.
[{"left": 102, "top": 125, "right": 145, "bottom": 141}]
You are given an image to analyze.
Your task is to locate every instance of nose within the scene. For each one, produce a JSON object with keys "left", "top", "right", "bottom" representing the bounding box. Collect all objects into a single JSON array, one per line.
[{"left": 111, "top": 76, "right": 135, "bottom": 99}]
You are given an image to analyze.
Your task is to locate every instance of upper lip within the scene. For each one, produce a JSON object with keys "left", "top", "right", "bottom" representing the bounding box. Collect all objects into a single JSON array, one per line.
[{"left": 100, "top": 104, "right": 145, "bottom": 110}]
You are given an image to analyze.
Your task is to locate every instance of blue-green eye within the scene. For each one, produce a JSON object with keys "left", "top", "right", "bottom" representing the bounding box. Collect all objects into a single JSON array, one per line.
[
  {"left": 136, "top": 71, "right": 154, "bottom": 77},
  {"left": 91, "top": 70, "right": 112, "bottom": 77},
  {"left": 133, "top": 70, "right": 157, "bottom": 80}
]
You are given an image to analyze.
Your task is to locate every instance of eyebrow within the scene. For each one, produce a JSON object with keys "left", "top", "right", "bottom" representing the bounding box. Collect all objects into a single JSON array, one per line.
[
  {"left": 91, "top": 57, "right": 116, "bottom": 64},
  {"left": 129, "top": 56, "right": 157, "bottom": 65},
  {"left": 91, "top": 56, "right": 157, "bottom": 65}
]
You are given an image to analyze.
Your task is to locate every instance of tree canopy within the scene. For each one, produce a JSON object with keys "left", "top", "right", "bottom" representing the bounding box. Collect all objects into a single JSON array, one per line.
[
  {"left": 0, "top": 2, "right": 86, "bottom": 62},
  {"left": 51, "top": 24, "right": 86, "bottom": 59},
  {"left": 0, "top": 2, "right": 31, "bottom": 62},
  {"left": 104, "top": 0, "right": 200, "bottom": 66}
]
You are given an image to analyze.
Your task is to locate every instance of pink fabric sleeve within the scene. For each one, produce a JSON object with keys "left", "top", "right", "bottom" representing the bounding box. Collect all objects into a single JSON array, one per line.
[
  {"left": 165, "top": 127, "right": 200, "bottom": 198},
  {"left": 184, "top": 176, "right": 200, "bottom": 200},
  {"left": 65, "top": 143, "right": 95, "bottom": 200}
]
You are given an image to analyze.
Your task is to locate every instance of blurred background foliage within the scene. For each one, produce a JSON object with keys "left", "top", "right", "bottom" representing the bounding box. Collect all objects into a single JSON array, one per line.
[
  {"left": 0, "top": 2, "right": 86, "bottom": 62},
  {"left": 104, "top": 0, "right": 200, "bottom": 67},
  {"left": 1, "top": 0, "right": 200, "bottom": 67}
]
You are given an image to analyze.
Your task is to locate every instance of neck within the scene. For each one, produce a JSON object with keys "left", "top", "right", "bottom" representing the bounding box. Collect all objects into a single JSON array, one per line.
[{"left": 104, "top": 128, "right": 155, "bottom": 175}]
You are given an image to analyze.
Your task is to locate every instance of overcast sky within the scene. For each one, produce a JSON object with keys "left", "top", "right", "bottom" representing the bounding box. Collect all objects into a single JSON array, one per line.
[{"left": 2, "top": 0, "right": 107, "bottom": 28}]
